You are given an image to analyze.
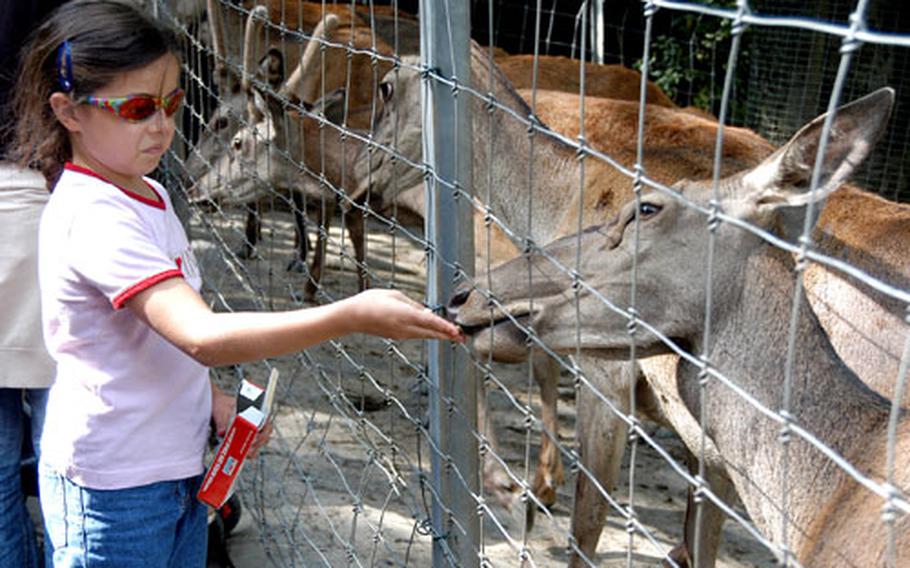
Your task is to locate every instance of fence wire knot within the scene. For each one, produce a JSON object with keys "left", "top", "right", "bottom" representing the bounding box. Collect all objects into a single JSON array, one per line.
[
  {"left": 698, "top": 359, "right": 711, "bottom": 388},
  {"left": 841, "top": 12, "right": 865, "bottom": 55},
  {"left": 643, "top": 1, "right": 658, "bottom": 19},
  {"left": 575, "top": 139, "right": 588, "bottom": 161},
  {"left": 485, "top": 92, "right": 497, "bottom": 114},
  {"left": 416, "top": 518, "right": 435, "bottom": 537},
  {"left": 523, "top": 411, "right": 535, "bottom": 430},
  {"left": 707, "top": 198, "right": 722, "bottom": 233},
  {"left": 571, "top": 269, "right": 582, "bottom": 293},
  {"left": 626, "top": 307, "right": 639, "bottom": 336},
  {"left": 519, "top": 484, "right": 531, "bottom": 503},
  {"left": 778, "top": 410, "right": 793, "bottom": 445},
  {"left": 419, "top": 66, "right": 436, "bottom": 81},
  {"left": 567, "top": 450, "right": 580, "bottom": 474},
  {"left": 518, "top": 547, "right": 532, "bottom": 562},
  {"left": 625, "top": 511, "right": 638, "bottom": 534},
  {"left": 881, "top": 483, "right": 899, "bottom": 525}
]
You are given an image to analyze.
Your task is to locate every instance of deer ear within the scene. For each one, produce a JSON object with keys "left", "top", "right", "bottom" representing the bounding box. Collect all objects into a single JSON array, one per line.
[
  {"left": 741, "top": 88, "right": 893, "bottom": 214},
  {"left": 260, "top": 48, "right": 285, "bottom": 89},
  {"left": 319, "top": 88, "right": 348, "bottom": 125},
  {"left": 247, "top": 87, "right": 268, "bottom": 123}
]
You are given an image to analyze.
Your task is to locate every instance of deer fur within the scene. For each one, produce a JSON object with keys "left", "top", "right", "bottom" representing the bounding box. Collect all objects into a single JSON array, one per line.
[
  {"left": 448, "top": 88, "right": 909, "bottom": 567},
  {"left": 366, "top": 45, "right": 910, "bottom": 565},
  {"left": 190, "top": 15, "right": 375, "bottom": 299},
  {"left": 186, "top": 2, "right": 417, "bottom": 269},
  {"left": 355, "top": 42, "right": 763, "bottom": 518}
]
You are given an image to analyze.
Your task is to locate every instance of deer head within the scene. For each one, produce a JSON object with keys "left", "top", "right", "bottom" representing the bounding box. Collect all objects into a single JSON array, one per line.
[
  {"left": 187, "top": 14, "right": 344, "bottom": 205},
  {"left": 448, "top": 88, "right": 895, "bottom": 363}
]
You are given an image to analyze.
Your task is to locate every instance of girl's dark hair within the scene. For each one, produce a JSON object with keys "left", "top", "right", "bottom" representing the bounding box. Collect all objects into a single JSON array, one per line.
[{"left": 8, "top": 0, "right": 180, "bottom": 189}]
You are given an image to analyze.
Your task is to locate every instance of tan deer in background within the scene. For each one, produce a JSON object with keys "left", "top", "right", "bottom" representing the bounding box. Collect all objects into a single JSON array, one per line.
[{"left": 447, "top": 88, "right": 910, "bottom": 567}]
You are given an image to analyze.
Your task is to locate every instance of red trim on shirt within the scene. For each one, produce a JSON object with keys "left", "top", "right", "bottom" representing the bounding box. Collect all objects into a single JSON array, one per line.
[
  {"left": 111, "top": 269, "right": 183, "bottom": 309},
  {"left": 64, "top": 163, "right": 166, "bottom": 210}
]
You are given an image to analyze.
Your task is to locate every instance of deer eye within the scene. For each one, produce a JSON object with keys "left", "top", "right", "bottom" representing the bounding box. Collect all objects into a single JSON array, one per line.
[
  {"left": 379, "top": 81, "right": 394, "bottom": 103},
  {"left": 213, "top": 116, "right": 230, "bottom": 131},
  {"left": 638, "top": 202, "right": 662, "bottom": 219},
  {"left": 232, "top": 136, "right": 242, "bottom": 151}
]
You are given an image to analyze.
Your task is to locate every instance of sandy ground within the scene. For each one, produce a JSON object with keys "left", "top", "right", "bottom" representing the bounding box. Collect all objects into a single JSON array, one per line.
[{"left": 189, "top": 202, "right": 777, "bottom": 568}]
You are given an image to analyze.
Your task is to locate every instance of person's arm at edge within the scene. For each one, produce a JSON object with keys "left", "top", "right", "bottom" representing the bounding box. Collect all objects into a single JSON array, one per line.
[{"left": 126, "top": 277, "right": 463, "bottom": 367}]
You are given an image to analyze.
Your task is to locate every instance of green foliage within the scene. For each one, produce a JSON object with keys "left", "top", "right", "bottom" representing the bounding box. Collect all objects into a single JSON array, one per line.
[{"left": 635, "top": 3, "right": 751, "bottom": 118}]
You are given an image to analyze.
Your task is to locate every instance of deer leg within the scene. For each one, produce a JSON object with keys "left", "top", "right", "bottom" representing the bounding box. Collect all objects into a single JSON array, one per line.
[
  {"left": 530, "top": 356, "right": 564, "bottom": 509},
  {"left": 636, "top": 355, "right": 731, "bottom": 568},
  {"left": 568, "top": 359, "right": 635, "bottom": 568},
  {"left": 237, "top": 201, "right": 261, "bottom": 259},
  {"left": 303, "top": 198, "right": 333, "bottom": 301},
  {"left": 664, "top": 455, "right": 734, "bottom": 568},
  {"left": 343, "top": 205, "right": 369, "bottom": 292},
  {"left": 478, "top": 384, "right": 519, "bottom": 508},
  {"left": 287, "top": 190, "right": 310, "bottom": 273}
]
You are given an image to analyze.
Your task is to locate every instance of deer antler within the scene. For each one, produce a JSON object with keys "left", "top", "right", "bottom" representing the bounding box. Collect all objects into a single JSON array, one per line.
[
  {"left": 205, "top": 0, "right": 227, "bottom": 84},
  {"left": 241, "top": 5, "right": 269, "bottom": 95},
  {"left": 281, "top": 13, "right": 341, "bottom": 104}
]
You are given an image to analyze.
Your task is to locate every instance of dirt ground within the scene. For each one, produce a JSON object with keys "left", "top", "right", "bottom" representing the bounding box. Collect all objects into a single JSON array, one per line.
[{"left": 190, "top": 203, "right": 777, "bottom": 568}]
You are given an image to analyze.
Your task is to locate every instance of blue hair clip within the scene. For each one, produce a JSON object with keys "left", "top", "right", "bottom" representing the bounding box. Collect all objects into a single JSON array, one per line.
[{"left": 56, "top": 39, "right": 73, "bottom": 93}]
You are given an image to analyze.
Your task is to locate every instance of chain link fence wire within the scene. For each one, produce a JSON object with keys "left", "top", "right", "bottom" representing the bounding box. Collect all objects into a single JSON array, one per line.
[
  {"left": 156, "top": 1, "right": 478, "bottom": 566},
  {"left": 149, "top": 0, "right": 908, "bottom": 566}
]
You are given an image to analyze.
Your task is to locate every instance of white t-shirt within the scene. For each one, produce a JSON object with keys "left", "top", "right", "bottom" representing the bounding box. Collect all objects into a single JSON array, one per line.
[
  {"left": 39, "top": 163, "right": 211, "bottom": 490},
  {"left": 0, "top": 163, "right": 55, "bottom": 388}
]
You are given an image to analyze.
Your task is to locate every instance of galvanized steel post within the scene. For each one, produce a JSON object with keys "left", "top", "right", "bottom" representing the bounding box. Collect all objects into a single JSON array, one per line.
[{"left": 420, "top": 0, "right": 479, "bottom": 566}]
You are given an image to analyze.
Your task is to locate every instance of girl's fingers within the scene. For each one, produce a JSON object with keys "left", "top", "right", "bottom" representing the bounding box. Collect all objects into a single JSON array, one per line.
[
  {"left": 248, "top": 421, "right": 273, "bottom": 459},
  {"left": 404, "top": 312, "right": 464, "bottom": 342}
]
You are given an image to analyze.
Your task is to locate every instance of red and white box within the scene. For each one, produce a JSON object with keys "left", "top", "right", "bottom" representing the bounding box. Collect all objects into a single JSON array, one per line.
[{"left": 197, "top": 369, "right": 278, "bottom": 508}]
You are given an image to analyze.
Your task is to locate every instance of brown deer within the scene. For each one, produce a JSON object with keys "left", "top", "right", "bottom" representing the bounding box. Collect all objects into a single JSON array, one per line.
[
  {"left": 365, "top": 45, "right": 910, "bottom": 564},
  {"left": 447, "top": 88, "right": 910, "bottom": 566},
  {"left": 188, "top": 1, "right": 417, "bottom": 267},
  {"left": 355, "top": 43, "right": 774, "bottom": 530}
]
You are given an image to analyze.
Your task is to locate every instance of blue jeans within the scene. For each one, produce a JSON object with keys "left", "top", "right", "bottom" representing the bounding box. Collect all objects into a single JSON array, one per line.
[
  {"left": 39, "top": 467, "right": 207, "bottom": 568},
  {"left": 0, "top": 387, "right": 49, "bottom": 568}
]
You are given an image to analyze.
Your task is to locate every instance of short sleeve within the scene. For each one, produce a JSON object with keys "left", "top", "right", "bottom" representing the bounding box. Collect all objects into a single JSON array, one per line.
[{"left": 67, "top": 199, "right": 183, "bottom": 309}]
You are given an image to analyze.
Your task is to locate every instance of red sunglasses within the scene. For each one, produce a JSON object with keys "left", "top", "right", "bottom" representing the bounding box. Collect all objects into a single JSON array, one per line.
[{"left": 80, "top": 87, "right": 185, "bottom": 122}]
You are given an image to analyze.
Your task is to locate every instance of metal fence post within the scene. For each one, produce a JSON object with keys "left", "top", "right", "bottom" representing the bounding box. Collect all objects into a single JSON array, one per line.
[{"left": 420, "top": 0, "right": 479, "bottom": 566}]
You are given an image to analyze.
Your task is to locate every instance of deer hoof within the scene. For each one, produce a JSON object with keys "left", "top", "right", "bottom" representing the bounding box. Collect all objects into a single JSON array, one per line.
[
  {"left": 531, "top": 475, "right": 559, "bottom": 509},
  {"left": 301, "top": 281, "right": 319, "bottom": 303},
  {"left": 235, "top": 243, "right": 260, "bottom": 260},
  {"left": 286, "top": 258, "right": 308, "bottom": 273},
  {"left": 524, "top": 501, "right": 536, "bottom": 532},
  {"left": 662, "top": 542, "right": 690, "bottom": 568}
]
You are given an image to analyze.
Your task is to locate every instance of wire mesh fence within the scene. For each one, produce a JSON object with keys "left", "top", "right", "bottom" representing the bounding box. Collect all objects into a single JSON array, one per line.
[{"left": 151, "top": 0, "right": 909, "bottom": 566}]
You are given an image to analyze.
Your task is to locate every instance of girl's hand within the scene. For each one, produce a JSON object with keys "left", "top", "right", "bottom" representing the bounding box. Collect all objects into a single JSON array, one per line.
[
  {"left": 211, "top": 382, "right": 235, "bottom": 438},
  {"left": 343, "top": 289, "right": 465, "bottom": 342},
  {"left": 210, "top": 380, "right": 272, "bottom": 458},
  {"left": 248, "top": 419, "right": 273, "bottom": 459}
]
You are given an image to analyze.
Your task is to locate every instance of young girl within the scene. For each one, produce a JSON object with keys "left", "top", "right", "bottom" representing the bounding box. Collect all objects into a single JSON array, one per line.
[{"left": 8, "top": 1, "right": 463, "bottom": 566}]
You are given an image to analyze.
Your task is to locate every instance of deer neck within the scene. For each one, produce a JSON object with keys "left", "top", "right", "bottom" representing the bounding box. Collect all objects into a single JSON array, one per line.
[
  {"left": 471, "top": 102, "right": 586, "bottom": 246},
  {"left": 678, "top": 245, "right": 891, "bottom": 554},
  {"left": 467, "top": 51, "right": 588, "bottom": 245}
]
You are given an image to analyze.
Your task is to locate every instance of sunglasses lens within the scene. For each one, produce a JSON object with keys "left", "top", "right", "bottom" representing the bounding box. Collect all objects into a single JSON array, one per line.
[
  {"left": 119, "top": 97, "right": 158, "bottom": 121},
  {"left": 164, "top": 89, "right": 185, "bottom": 117}
]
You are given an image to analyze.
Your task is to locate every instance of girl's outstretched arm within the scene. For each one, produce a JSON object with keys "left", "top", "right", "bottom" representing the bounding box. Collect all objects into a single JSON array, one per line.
[{"left": 126, "top": 278, "right": 464, "bottom": 367}]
